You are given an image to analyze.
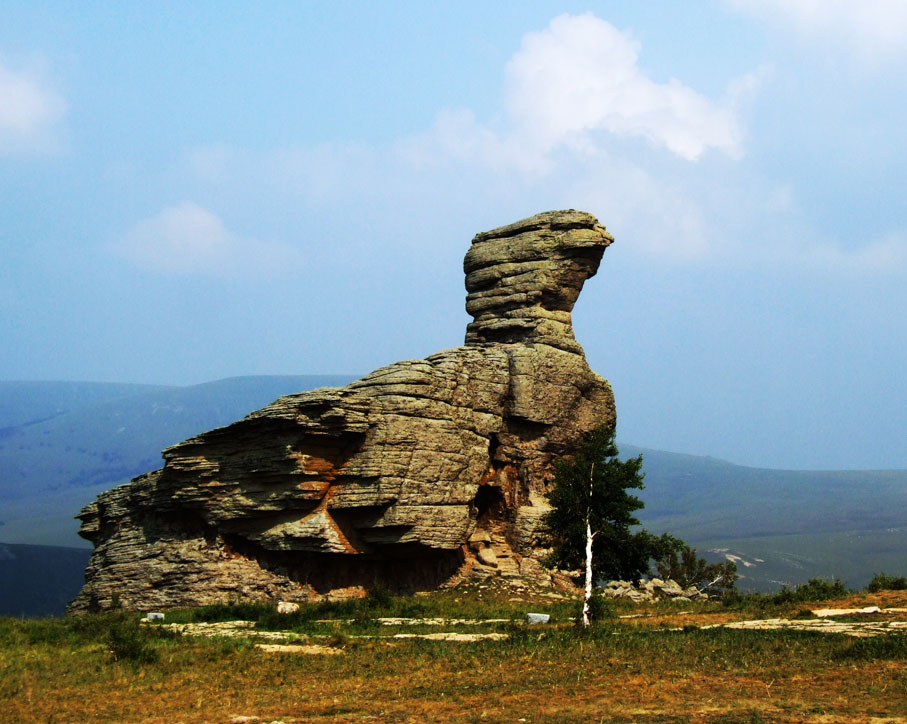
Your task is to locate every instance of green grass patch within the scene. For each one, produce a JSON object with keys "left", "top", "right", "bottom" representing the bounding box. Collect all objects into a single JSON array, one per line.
[
  {"left": 163, "top": 588, "right": 580, "bottom": 632},
  {"left": 835, "top": 633, "right": 907, "bottom": 660}
]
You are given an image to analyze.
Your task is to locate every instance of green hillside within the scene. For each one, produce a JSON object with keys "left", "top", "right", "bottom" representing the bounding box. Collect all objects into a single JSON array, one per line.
[
  {"left": 626, "top": 444, "right": 907, "bottom": 590},
  {"left": 627, "top": 444, "right": 907, "bottom": 540},
  {"left": 693, "top": 528, "right": 907, "bottom": 593}
]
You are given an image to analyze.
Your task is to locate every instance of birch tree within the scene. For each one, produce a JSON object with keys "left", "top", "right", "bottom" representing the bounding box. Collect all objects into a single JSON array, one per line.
[{"left": 543, "top": 424, "right": 655, "bottom": 626}]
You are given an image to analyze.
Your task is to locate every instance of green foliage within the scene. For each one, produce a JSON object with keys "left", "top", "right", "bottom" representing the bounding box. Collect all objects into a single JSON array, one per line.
[
  {"left": 181, "top": 600, "right": 274, "bottom": 623},
  {"left": 253, "top": 592, "right": 430, "bottom": 631},
  {"left": 365, "top": 580, "right": 394, "bottom": 609},
  {"left": 654, "top": 541, "right": 738, "bottom": 594},
  {"left": 105, "top": 615, "right": 159, "bottom": 664},
  {"left": 161, "top": 588, "right": 580, "bottom": 635},
  {"left": 835, "top": 634, "right": 907, "bottom": 661},
  {"left": 866, "top": 573, "right": 907, "bottom": 592},
  {"left": 574, "top": 589, "right": 613, "bottom": 626},
  {"left": 770, "top": 578, "right": 850, "bottom": 604},
  {"left": 543, "top": 423, "right": 662, "bottom": 582}
]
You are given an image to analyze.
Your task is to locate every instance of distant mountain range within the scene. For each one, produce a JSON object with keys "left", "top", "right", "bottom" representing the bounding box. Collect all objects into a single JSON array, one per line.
[
  {"left": 0, "top": 543, "right": 91, "bottom": 617},
  {"left": 624, "top": 445, "right": 907, "bottom": 592},
  {"left": 0, "top": 376, "right": 355, "bottom": 548},
  {"left": 1, "top": 376, "right": 905, "bottom": 615}
]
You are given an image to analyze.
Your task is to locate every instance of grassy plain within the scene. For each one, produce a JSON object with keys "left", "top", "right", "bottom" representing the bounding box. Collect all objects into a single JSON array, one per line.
[{"left": 3, "top": 586, "right": 907, "bottom": 724}]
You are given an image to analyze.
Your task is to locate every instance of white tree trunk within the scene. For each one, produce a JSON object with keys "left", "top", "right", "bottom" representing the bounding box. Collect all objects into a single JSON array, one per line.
[
  {"left": 582, "top": 462, "right": 595, "bottom": 627},
  {"left": 582, "top": 517, "right": 593, "bottom": 627}
]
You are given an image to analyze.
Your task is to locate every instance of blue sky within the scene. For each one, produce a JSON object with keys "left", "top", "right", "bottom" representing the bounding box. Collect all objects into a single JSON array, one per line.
[{"left": 1, "top": 1, "right": 905, "bottom": 470}]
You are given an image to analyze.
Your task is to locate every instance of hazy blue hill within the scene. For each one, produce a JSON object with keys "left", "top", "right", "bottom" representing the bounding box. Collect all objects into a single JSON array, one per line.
[
  {"left": 625, "top": 444, "right": 907, "bottom": 540},
  {"left": 0, "top": 375, "right": 356, "bottom": 546},
  {"left": 0, "top": 380, "right": 167, "bottom": 430},
  {"left": 2, "top": 378, "right": 905, "bottom": 601},
  {"left": 0, "top": 543, "right": 92, "bottom": 617}
]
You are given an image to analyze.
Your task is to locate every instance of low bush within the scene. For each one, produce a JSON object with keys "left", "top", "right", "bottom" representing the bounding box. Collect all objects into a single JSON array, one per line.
[
  {"left": 180, "top": 601, "right": 273, "bottom": 623},
  {"left": 654, "top": 541, "right": 738, "bottom": 594},
  {"left": 770, "top": 578, "right": 849, "bottom": 603},
  {"left": 866, "top": 573, "right": 907, "bottom": 592},
  {"left": 105, "top": 615, "right": 159, "bottom": 664},
  {"left": 574, "top": 588, "right": 613, "bottom": 625}
]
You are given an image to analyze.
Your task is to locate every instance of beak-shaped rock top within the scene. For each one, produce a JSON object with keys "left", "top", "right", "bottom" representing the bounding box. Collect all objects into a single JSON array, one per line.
[{"left": 464, "top": 210, "right": 613, "bottom": 353}]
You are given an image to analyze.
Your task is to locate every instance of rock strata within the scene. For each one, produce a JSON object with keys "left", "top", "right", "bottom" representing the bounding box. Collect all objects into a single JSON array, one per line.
[
  {"left": 70, "top": 210, "right": 615, "bottom": 612},
  {"left": 603, "top": 578, "right": 708, "bottom": 602}
]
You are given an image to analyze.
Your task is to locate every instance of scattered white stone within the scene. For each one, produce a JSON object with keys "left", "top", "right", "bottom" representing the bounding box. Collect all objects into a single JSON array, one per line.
[
  {"left": 374, "top": 617, "right": 510, "bottom": 626},
  {"left": 526, "top": 613, "right": 550, "bottom": 624},
  {"left": 255, "top": 644, "right": 343, "bottom": 655},
  {"left": 812, "top": 606, "right": 880, "bottom": 617},
  {"left": 145, "top": 612, "right": 165, "bottom": 621},
  {"left": 392, "top": 632, "right": 509, "bottom": 642},
  {"left": 276, "top": 601, "right": 300, "bottom": 614},
  {"left": 698, "top": 617, "right": 907, "bottom": 638},
  {"left": 602, "top": 578, "right": 706, "bottom": 602}
]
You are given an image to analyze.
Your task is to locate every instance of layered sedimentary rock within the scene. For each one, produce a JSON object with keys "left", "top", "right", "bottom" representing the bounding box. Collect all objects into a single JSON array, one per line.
[{"left": 70, "top": 210, "right": 615, "bottom": 611}]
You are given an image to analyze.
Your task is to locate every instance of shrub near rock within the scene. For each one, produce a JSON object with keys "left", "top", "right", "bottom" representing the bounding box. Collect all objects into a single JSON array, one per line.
[{"left": 866, "top": 573, "right": 907, "bottom": 592}]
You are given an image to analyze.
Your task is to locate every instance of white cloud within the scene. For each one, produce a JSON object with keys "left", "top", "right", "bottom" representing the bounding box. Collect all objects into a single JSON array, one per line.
[
  {"left": 117, "top": 202, "right": 303, "bottom": 278},
  {"left": 184, "top": 13, "right": 759, "bottom": 264},
  {"left": 800, "top": 232, "right": 907, "bottom": 273},
  {"left": 567, "top": 163, "right": 712, "bottom": 259},
  {"left": 0, "top": 58, "right": 66, "bottom": 153},
  {"left": 728, "top": 0, "right": 907, "bottom": 61},
  {"left": 398, "top": 14, "right": 749, "bottom": 169},
  {"left": 504, "top": 13, "right": 745, "bottom": 162}
]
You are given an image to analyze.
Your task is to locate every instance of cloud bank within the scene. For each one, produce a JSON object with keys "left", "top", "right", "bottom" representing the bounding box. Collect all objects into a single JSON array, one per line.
[
  {"left": 505, "top": 13, "right": 745, "bottom": 162},
  {"left": 0, "top": 58, "right": 66, "bottom": 154},
  {"left": 178, "top": 12, "right": 907, "bottom": 272},
  {"left": 117, "top": 202, "right": 303, "bottom": 279},
  {"left": 402, "top": 13, "right": 747, "bottom": 169},
  {"left": 728, "top": 0, "right": 907, "bottom": 61}
]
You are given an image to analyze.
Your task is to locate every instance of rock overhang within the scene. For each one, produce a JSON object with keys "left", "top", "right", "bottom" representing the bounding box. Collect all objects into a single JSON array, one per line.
[
  {"left": 69, "top": 210, "right": 617, "bottom": 611},
  {"left": 464, "top": 210, "right": 613, "bottom": 352}
]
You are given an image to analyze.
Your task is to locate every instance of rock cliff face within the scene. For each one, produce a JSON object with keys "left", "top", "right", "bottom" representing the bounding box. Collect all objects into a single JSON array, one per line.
[{"left": 70, "top": 210, "right": 615, "bottom": 612}]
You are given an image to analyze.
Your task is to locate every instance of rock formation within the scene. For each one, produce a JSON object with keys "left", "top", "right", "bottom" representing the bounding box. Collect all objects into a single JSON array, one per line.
[{"left": 70, "top": 210, "right": 616, "bottom": 612}]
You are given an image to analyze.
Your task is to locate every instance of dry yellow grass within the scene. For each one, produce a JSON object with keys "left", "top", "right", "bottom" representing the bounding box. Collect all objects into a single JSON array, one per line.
[{"left": 3, "top": 592, "right": 907, "bottom": 723}]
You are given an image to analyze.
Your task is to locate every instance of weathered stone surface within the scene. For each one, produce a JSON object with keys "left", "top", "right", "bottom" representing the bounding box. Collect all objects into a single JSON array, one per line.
[
  {"left": 603, "top": 579, "right": 709, "bottom": 602},
  {"left": 464, "top": 210, "right": 613, "bottom": 353},
  {"left": 70, "top": 210, "right": 615, "bottom": 612}
]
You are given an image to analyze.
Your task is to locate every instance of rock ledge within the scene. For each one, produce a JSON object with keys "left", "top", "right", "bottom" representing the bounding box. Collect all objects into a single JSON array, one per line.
[{"left": 70, "top": 210, "right": 615, "bottom": 612}]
